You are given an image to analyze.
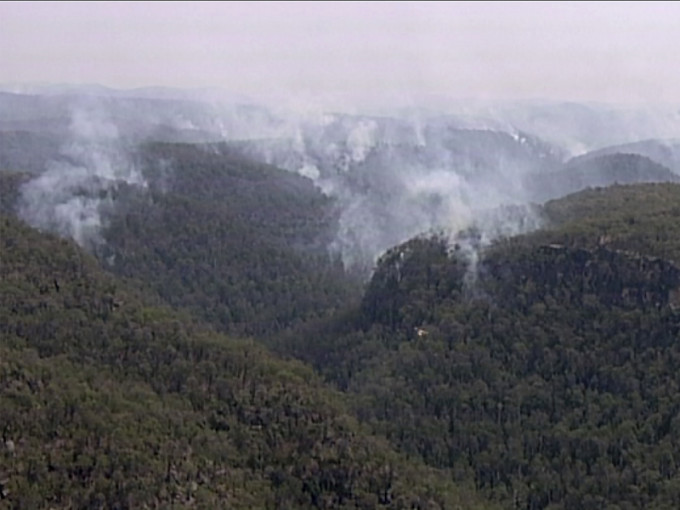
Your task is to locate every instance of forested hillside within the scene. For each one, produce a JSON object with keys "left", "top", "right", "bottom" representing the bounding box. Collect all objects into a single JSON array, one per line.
[
  {"left": 102, "top": 142, "right": 360, "bottom": 337},
  {"left": 280, "top": 183, "right": 680, "bottom": 509},
  {"left": 0, "top": 141, "right": 362, "bottom": 338},
  {"left": 7, "top": 85, "right": 680, "bottom": 509},
  {"left": 0, "top": 214, "right": 495, "bottom": 509}
]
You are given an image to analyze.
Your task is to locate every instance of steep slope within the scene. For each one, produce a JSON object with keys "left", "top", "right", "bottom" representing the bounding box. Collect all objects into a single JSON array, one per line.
[
  {"left": 0, "top": 214, "right": 495, "bottom": 509},
  {"left": 1, "top": 141, "right": 361, "bottom": 338},
  {"left": 280, "top": 183, "right": 680, "bottom": 509},
  {"left": 99, "top": 142, "right": 360, "bottom": 337}
]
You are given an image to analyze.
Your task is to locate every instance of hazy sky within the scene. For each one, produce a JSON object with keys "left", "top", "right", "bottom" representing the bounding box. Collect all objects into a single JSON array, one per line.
[{"left": 2, "top": 2, "right": 679, "bottom": 107}]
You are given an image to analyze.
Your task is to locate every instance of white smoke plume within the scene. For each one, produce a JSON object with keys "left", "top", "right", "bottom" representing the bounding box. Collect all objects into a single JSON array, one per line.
[
  {"left": 12, "top": 87, "right": 677, "bottom": 275},
  {"left": 228, "top": 110, "right": 558, "bottom": 272},
  {"left": 17, "top": 105, "right": 146, "bottom": 247}
]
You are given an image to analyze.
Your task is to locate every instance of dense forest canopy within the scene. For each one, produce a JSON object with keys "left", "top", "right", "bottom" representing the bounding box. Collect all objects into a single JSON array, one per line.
[
  {"left": 99, "top": 141, "right": 361, "bottom": 337},
  {"left": 281, "top": 183, "right": 680, "bottom": 509},
  {"left": 4, "top": 89, "right": 680, "bottom": 508},
  {"left": 0, "top": 214, "right": 494, "bottom": 509}
]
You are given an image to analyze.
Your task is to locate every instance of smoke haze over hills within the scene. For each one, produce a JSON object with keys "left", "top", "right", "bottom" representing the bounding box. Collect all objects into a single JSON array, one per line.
[
  {"left": 2, "top": 87, "right": 680, "bottom": 273},
  {"left": 3, "top": 2, "right": 680, "bottom": 268},
  {"left": 7, "top": 5, "right": 680, "bottom": 508}
]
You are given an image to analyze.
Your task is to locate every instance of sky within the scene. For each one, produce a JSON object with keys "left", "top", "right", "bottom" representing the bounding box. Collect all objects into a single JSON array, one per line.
[{"left": 2, "top": 1, "right": 680, "bottom": 108}]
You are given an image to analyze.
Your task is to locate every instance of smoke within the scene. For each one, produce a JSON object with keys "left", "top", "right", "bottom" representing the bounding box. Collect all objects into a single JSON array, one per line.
[
  {"left": 17, "top": 105, "right": 146, "bottom": 247},
  {"left": 15, "top": 87, "right": 677, "bottom": 276},
  {"left": 229, "top": 111, "right": 556, "bottom": 272},
  {"left": 27, "top": 93, "right": 556, "bottom": 272},
  {"left": 346, "top": 120, "right": 379, "bottom": 163}
]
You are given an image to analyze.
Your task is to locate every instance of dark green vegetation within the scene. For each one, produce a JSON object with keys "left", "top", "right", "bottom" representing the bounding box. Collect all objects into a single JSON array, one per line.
[
  {"left": 98, "top": 142, "right": 359, "bottom": 337},
  {"left": 6, "top": 114, "right": 680, "bottom": 510},
  {"left": 0, "top": 137, "right": 360, "bottom": 335},
  {"left": 539, "top": 183, "right": 680, "bottom": 262},
  {"left": 0, "top": 214, "right": 496, "bottom": 509},
  {"left": 282, "top": 183, "right": 680, "bottom": 509},
  {"left": 0, "top": 139, "right": 360, "bottom": 338}
]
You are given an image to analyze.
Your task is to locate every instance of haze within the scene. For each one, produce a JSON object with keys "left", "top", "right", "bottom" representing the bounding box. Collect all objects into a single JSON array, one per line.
[{"left": 2, "top": 1, "right": 679, "bottom": 109}]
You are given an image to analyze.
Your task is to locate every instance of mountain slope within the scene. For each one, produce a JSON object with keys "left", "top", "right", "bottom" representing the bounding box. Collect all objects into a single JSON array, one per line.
[
  {"left": 0, "top": 141, "right": 362, "bottom": 338},
  {"left": 100, "top": 142, "right": 360, "bottom": 337},
  {"left": 0, "top": 213, "right": 495, "bottom": 509},
  {"left": 537, "top": 182, "right": 680, "bottom": 263},
  {"left": 279, "top": 183, "right": 680, "bottom": 509},
  {"left": 525, "top": 153, "right": 680, "bottom": 202},
  {"left": 567, "top": 138, "right": 680, "bottom": 173}
]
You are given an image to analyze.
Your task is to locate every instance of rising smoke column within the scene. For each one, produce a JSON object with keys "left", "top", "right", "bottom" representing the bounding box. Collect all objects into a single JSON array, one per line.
[
  {"left": 18, "top": 105, "right": 146, "bottom": 248},
  {"left": 263, "top": 113, "right": 552, "bottom": 272}
]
